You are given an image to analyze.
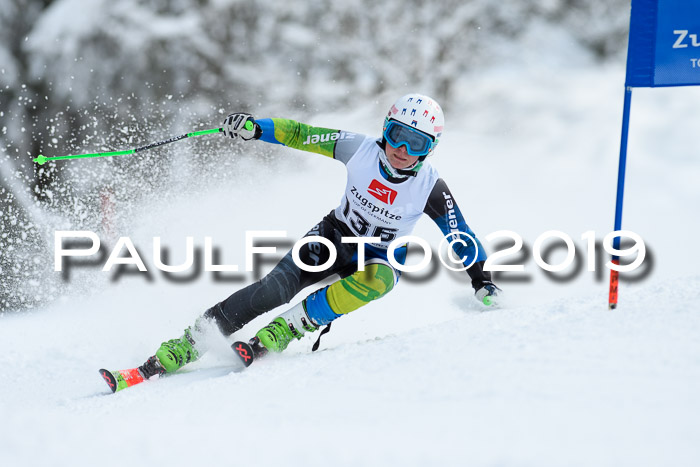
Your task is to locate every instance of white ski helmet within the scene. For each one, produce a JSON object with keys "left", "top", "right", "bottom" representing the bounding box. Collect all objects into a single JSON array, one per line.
[{"left": 383, "top": 93, "right": 444, "bottom": 158}]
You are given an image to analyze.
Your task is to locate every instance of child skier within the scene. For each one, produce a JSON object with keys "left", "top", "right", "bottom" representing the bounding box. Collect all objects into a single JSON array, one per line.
[{"left": 109, "top": 93, "right": 500, "bottom": 386}]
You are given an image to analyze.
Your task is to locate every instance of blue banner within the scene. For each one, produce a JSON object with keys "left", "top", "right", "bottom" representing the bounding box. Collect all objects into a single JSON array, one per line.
[{"left": 626, "top": 0, "right": 700, "bottom": 87}]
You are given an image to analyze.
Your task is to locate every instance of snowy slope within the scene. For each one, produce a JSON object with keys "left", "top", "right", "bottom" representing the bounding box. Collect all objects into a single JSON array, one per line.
[
  {"left": 1, "top": 62, "right": 700, "bottom": 466},
  {"left": 1, "top": 277, "right": 699, "bottom": 467}
]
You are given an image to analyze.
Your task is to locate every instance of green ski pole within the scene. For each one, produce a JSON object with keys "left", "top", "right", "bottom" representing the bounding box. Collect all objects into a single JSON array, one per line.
[{"left": 33, "top": 121, "right": 252, "bottom": 165}]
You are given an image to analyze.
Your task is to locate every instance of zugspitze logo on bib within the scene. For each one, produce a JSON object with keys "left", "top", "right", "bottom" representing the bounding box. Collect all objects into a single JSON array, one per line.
[{"left": 367, "top": 179, "right": 397, "bottom": 205}]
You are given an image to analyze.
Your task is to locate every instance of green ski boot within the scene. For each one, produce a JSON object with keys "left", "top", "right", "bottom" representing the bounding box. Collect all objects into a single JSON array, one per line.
[
  {"left": 256, "top": 302, "right": 318, "bottom": 352},
  {"left": 155, "top": 327, "right": 200, "bottom": 374}
]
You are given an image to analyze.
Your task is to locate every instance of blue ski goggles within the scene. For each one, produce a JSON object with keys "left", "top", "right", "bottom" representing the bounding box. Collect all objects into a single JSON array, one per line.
[{"left": 383, "top": 120, "right": 435, "bottom": 157}]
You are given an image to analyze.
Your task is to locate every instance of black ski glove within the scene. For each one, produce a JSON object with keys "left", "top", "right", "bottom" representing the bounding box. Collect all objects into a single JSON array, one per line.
[
  {"left": 222, "top": 113, "right": 261, "bottom": 140},
  {"left": 475, "top": 281, "right": 501, "bottom": 307}
]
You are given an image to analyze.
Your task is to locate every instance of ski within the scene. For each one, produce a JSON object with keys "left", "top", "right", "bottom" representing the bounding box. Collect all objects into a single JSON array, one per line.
[
  {"left": 99, "top": 356, "right": 164, "bottom": 393},
  {"left": 99, "top": 367, "right": 148, "bottom": 393},
  {"left": 232, "top": 337, "right": 268, "bottom": 368},
  {"left": 99, "top": 339, "right": 267, "bottom": 393}
]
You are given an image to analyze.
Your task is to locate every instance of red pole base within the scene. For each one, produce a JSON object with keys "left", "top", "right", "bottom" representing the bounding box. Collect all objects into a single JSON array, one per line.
[{"left": 608, "top": 261, "right": 620, "bottom": 309}]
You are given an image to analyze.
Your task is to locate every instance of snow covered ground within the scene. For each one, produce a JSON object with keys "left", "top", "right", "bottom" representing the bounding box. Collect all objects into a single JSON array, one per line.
[{"left": 2, "top": 61, "right": 700, "bottom": 466}]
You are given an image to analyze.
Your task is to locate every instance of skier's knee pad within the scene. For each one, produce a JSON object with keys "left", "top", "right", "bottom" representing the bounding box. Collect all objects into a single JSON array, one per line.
[{"left": 326, "top": 261, "right": 396, "bottom": 315}]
